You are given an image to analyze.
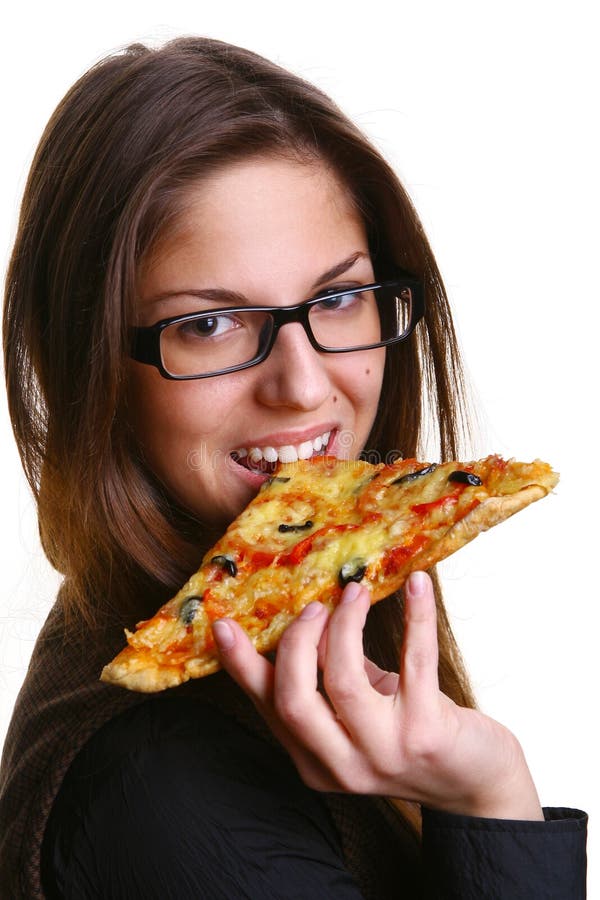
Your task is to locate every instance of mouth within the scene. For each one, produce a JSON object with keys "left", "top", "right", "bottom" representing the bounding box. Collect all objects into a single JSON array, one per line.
[{"left": 231, "top": 428, "right": 334, "bottom": 475}]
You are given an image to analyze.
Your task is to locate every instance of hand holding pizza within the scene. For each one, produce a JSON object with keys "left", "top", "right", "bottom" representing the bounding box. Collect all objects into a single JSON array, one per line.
[{"left": 212, "top": 572, "right": 544, "bottom": 821}]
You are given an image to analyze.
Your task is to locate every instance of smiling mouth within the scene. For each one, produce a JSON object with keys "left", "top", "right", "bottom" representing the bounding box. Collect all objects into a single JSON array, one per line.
[{"left": 231, "top": 429, "right": 333, "bottom": 474}]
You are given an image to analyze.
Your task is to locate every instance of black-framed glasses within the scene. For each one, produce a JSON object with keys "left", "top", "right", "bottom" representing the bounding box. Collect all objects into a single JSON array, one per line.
[{"left": 130, "top": 273, "right": 424, "bottom": 380}]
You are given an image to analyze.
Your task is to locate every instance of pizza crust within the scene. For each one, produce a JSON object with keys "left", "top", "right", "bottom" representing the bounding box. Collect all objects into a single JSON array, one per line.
[{"left": 101, "top": 648, "right": 196, "bottom": 693}]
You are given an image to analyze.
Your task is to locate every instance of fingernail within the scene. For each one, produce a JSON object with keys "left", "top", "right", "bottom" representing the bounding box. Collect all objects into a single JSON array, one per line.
[
  {"left": 341, "top": 581, "right": 362, "bottom": 604},
  {"left": 212, "top": 620, "right": 235, "bottom": 649},
  {"left": 407, "top": 571, "right": 427, "bottom": 597},
  {"left": 300, "top": 601, "right": 323, "bottom": 620}
]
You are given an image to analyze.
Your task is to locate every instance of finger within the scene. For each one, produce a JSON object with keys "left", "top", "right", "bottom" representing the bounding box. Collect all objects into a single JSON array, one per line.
[
  {"left": 316, "top": 616, "right": 329, "bottom": 671},
  {"left": 273, "top": 601, "right": 356, "bottom": 760},
  {"left": 319, "top": 618, "right": 398, "bottom": 695},
  {"left": 322, "top": 582, "right": 390, "bottom": 731},
  {"left": 212, "top": 619, "right": 275, "bottom": 708},
  {"left": 399, "top": 571, "right": 440, "bottom": 714},
  {"left": 274, "top": 602, "right": 334, "bottom": 717}
]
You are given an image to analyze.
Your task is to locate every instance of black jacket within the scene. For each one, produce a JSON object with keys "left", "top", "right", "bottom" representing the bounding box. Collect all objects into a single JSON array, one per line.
[{"left": 42, "top": 697, "right": 587, "bottom": 899}]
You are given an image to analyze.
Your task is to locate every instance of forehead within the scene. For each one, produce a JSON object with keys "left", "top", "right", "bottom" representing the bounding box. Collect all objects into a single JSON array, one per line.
[{"left": 139, "top": 156, "right": 369, "bottom": 299}]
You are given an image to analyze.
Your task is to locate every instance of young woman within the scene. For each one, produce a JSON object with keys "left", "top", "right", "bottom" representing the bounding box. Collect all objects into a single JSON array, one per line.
[{"left": 0, "top": 37, "right": 586, "bottom": 898}]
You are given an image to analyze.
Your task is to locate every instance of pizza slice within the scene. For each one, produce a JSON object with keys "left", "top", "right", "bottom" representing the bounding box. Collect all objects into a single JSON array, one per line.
[{"left": 101, "top": 455, "right": 558, "bottom": 692}]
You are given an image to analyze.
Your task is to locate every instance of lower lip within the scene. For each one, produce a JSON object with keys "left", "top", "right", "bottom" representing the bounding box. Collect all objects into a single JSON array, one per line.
[{"left": 231, "top": 463, "right": 271, "bottom": 489}]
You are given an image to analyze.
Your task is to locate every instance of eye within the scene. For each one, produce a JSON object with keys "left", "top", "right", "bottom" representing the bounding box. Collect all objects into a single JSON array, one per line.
[
  {"left": 178, "top": 313, "right": 240, "bottom": 339},
  {"left": 314, "top": 287, "right": 361, "bottom": 312}
]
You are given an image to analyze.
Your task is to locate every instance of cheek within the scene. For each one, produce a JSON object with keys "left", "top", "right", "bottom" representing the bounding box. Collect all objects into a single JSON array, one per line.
[
  {"left": 345, "top": 349, "right": 386, "bottom": 404},
  {"left": 128, "top": 369, "right": 235, "bottom": 465},
  {"left": 329, "top": 349, "right": 385, "bottom": 427},
  {"left": 127, "top": 373, "right": 245, "bottom": 521}
]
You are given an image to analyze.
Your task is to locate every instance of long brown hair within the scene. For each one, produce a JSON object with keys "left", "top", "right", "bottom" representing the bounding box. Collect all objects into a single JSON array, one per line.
[{"left": 3, "top": 37, "right": 475, "bottom": 714}]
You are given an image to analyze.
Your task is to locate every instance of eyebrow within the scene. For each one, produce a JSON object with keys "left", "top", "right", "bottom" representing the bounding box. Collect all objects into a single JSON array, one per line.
[
  {"left": 310, "top": 251, "right": 369, "bottom": 291},
  {"left": 145, "top": 251, "right": 369, "bottom": 309}
]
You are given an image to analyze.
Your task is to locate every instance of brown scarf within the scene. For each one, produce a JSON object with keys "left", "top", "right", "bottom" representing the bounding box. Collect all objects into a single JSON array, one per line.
[{"left": 0, "top": 589, "right": 422, "bottom": 899}]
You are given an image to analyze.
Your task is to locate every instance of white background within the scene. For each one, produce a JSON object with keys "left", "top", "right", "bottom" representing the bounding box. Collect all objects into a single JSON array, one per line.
[{"left": 1, "top": 0, "right": 597, "bottom": 892}]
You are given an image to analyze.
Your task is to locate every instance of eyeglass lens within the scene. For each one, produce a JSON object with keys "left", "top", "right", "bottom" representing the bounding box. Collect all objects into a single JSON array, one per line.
[{"left": 159, "top": 285, "right": 413, "bottom": 378}]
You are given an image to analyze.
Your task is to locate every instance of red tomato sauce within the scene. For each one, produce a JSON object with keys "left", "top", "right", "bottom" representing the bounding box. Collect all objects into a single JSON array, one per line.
[
  {"left": 202, "top": 589, "right": 233, "bottom": 621},
  {"left": 410, "top": 493, "right": 459, "bottom": 516},
  {"left": 277, "top": 523, "right": 362, "bottom": 566},
  {"left": 382, "top": 533, "right": 429, "bottom": 575}
]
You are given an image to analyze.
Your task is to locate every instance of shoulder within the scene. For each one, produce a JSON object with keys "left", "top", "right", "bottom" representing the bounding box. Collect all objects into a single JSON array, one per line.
[{"left": 43, "top": 696, "right": 362, "bottom": 899}]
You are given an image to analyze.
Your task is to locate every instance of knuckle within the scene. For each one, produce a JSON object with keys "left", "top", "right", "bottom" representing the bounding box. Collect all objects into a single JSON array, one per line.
[
  {"left": 334, "top": 771, "right": 358, "bottom": 793},
  {"left": 278, "top": 628, "right": 305, "bottom": 654},
  {"left": 402, "top": 724, "right": 442, "bottom": 763},
  {"left": 371, "top": 753, "right": 401, "bottom": 782},
  {"left": 404, "top": 644, "right": 432, "bottom": 672},
  {"left": 295, "top": 748, "right": 376, "bottom": 795},
  {"left": 295, "top": 763, "right": 328, "bottom": 792},
  {"left": 323, "top": 669, "right": 362, "bottom": 706},
  {"left": 273, "top": 690, "right": 309, "bottom": 729},
  {"left": 323, "top": 665, "right": 371, "bottom": 706},
  {"left": 334, "top": 767, "right": 374, "bottom": 795}
]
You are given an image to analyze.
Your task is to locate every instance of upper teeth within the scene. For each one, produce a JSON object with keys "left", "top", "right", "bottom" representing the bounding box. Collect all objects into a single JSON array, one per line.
[{"left": 235, "top": 430, "right": 331, "bottom": 465}]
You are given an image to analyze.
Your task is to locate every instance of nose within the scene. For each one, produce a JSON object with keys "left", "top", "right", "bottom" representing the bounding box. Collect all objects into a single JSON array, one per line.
[{"left": 254, "top": 322, "right": 332, "bottom": 410}]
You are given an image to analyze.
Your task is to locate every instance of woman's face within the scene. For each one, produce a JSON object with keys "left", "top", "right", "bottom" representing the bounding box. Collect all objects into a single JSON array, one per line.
[{"left": 129, "top": 156, "right": 386, "bottom": 527}]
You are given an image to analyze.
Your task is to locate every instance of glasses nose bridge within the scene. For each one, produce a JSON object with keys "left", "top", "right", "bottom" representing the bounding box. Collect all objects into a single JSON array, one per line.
[{"left": 268, "top": 302, "right": 318, "bottom": 350}]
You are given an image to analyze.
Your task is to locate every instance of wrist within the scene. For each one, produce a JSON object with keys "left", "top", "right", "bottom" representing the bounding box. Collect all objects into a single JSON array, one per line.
[
  {"left": 458, "top": 788, "right": 544, "bottom": 821},
  {"left": 455, "top": 734, "right": 544, "bottom": 821}
]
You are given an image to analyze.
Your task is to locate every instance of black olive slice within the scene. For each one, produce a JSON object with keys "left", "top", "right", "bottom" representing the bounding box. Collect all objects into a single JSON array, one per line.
[
  {"left": 392, "top": 463, "right": 438, "bottom": 485},
  {"left": 278, "top": 520, "right": 314, "bottom": 533},
  {"left": 210, "top": 555, "right": 238, "bottom": 577},
  {"left": 180, "top": 595, "right": 202, "bottom": 625},
  {"left": 353, "top": 472, "right": 380, "bottom": 494},
  {"left": 260, "top": 475, "right": 292, "bottom": 493},
  {"left": 339, "top": 559, "right": 367, "bottom": 587},
  {"left": 448, "top": 470, "right": 482, "bottom": 486}
]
